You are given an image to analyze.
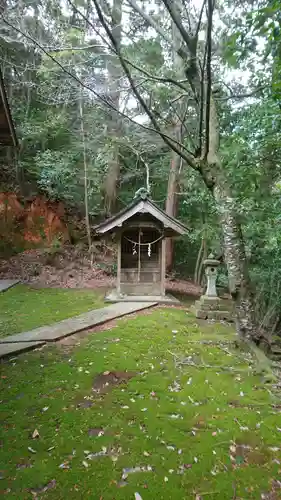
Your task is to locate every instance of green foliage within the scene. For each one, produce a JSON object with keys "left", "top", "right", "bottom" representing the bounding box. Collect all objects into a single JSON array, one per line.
[
  {"left": 125, "top": 38, "right": 164, "bottom": 70},
  {"left": 35, "top": 149, "right": 80, "bottom": 203}
]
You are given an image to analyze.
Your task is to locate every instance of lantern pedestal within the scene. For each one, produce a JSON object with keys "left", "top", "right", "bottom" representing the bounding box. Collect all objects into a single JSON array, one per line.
[
  {"left": 194, "top": 256, "right": 233, "bottom": 321},
  {"left": 194, "top": 295, "right": 233, "bottom": 321}
]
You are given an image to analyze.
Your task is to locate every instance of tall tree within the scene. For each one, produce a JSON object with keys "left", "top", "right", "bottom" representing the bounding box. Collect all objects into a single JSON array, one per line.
[
  {"left": 165, "top": 0, "right": 184, "bottom": 271},
  {"left": 103, "top": 0, "right": 123, "bottom": 215}
]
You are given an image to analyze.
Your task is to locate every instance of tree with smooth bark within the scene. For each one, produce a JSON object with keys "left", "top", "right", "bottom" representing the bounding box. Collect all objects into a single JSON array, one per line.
[
  {"left": 103, "top": 0, "right": 123, "bottom": 215},
  {"left": 165, "top": 0, "right": 185, "bottom": 272}
]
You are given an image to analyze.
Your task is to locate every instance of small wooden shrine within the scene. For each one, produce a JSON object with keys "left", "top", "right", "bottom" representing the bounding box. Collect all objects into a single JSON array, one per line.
[{"left": 95, "top": 192, "right": 188, "bottom": 302}]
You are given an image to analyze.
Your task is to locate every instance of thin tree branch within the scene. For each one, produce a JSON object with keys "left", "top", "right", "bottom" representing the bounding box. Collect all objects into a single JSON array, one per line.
[
  {"left": 125, "top": 0, "right": 189, "bottom": 60},
  {"left": 165, "top": 93, "right": 192, "bottom": 136},
  {"left": 195, "top": 0, "right": 207, "bottom": 37},
  {"left": 126, "top": 143, "right": 151, "bottom": 193},
  {"left": 198, "top": 38, "right": 208, "bottom": 156},
  {"left": 182, "top": 0, "right": 192, "bottom": 32},
  {"left": 180, "top": 98, "right": 192, "bottom": 145},
  {"left": 126, "top": 0, "right": 173, "bottom": 48},
  {"left": 216, "top": 87, "right": 267, "bottom": 100},
  {"left": 167, "top": 99, "right": 191, "bottom": 137},
  {"left": 217, "top": 80, "right": 267, "bottom": 99},
  {"left": 124, "top": 59, "right": 189, "bottom": 91},
  {"left": 46, "top": 45, "right": 105, "bottom": 52},
  {"left": 161, "top": 0, "right": 201, "bottom": 108},
  {"left": 169, "top": 92, "right": 189, "bottom": 105},
  {"left": 205, "top": 0, "right": 213, "bottom": 158},
  {"left": 162, "top": 0, "right": 194, "bottom": 51}
]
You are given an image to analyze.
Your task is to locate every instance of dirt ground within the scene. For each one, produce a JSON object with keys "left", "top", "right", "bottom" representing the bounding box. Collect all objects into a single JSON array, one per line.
[
  {"left": 0, "top": 245, "right": 201, "bottom": 296},
  {"left": 0, "top": 246, "right": 114, "bottom": 289}
]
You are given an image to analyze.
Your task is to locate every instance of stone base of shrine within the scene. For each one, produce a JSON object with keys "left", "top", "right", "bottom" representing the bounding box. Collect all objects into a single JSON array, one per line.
[
  {"left": 105, "top": 289, "right": 181, "bottom": 305},
  {"left": 193, "top": 295, "right": 233, "bottom": 321}
]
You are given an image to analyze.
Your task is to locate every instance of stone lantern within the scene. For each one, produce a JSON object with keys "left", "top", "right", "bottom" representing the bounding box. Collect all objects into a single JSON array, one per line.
[
  {"left": 204, "top": 255, "right": 220, "bottom": 297},
  {"left": 194, "top": 254, "right": 232, "bottom": 321}
]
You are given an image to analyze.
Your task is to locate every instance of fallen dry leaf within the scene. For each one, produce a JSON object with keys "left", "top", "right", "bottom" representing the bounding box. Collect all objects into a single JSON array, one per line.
[
  {"left": 59, "top": 462, "right": 70, "bottom": 469},
  {"left": 30, "top": 479, "right": 56, "bottom": 495}
]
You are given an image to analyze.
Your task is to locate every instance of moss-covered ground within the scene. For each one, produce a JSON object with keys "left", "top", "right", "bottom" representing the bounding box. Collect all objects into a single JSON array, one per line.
[
  {"left": 1, "top": 308, "right": 281, "bottom": 499},
  {"left": 0, "top": 285, "right": 105, "bottom": 338}
]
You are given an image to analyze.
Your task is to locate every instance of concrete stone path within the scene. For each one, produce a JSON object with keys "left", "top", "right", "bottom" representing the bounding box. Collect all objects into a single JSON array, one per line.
[
  {"left": 0, "top": 280, "right": 19, "bottom": 292},
  {"left": 0, "top": 341, "right": 45, "bottom": 358},
  {"left": 0, "top": 301, "right": 157, "bottom": 358}
]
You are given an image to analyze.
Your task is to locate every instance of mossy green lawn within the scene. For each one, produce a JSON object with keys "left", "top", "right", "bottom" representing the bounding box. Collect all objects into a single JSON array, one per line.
[
  {"left": 1, "top": 308, "right": 281, "bottom": 499},
  {"left": 0, "top": 285, "right": 105, "bottom": 338}
]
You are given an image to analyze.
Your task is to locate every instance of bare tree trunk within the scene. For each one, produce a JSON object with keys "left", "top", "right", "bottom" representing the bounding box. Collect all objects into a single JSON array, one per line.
[
  {"left": 104, "top": 0, "right": 123, "bottom": 215},
  {"left": 213, "top": 182, "right": 254, "bottom": 331},
  {"left": 199, "top": 238, "right": 208, "bottom": 287},
  {"left": 194, "top": 215, "right": 207, "bottom": 285},
  {"left": 6, "top": 70, "right": 13, "bottom": 166},
  {"left": 165, "top": 147, "right": 181, "bottom": 270},
  {"left": 165, "top": 0, "right": 184, "bottom": 271},
  {"left": 213, "top": 185, "right": 256, "bottom": 338},
  {"left": 194, "top": 239, "right": 203, "bottom": 285},
  {"left": 79, "top": 88, "right": 92, "bottom": 260}
]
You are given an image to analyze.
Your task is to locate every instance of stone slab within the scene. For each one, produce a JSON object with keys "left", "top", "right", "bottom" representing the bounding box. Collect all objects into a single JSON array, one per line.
[
  {"left": 192, "top": 305, "right": 233, "bottom": 322},
  {"left": 190, "top": 300, "right": 234, "bottom": 320},
  {"left": 195, "top": 297, "right": 222, "bottom": 311},
  {"left": 105, "top": 290, "right": 180, "bottom": 305},
  {"left": 194, "top": 309, "right": 207, "bottom": 320},
  {"left": 0, "top": 280, "right": 19, "bottom": 292},
  {"left": 207, "top": 310, "right": 233, "bottom": 321},
  {"left": 0, "top": 302, "right": 158, "bottom": 344},
  {"left": 0, "top": 341, "right": 45, "bottom": 358}
]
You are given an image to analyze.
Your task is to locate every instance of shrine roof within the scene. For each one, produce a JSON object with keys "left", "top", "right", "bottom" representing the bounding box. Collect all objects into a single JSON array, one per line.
[
  {"left": 0, "top": 68, "right": 18, "bottom": 147},
  {"left": 94, "top": 194, "right": 188, "bottom": 236}
]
